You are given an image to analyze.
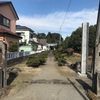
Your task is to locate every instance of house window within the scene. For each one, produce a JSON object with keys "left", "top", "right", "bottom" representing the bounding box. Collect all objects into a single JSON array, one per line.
[
  {"left": 3, "top": 17, "right": 10, "bottom": 27},
  {"left": 16, "top": 32, "right": 21, "bottom": 36},
  {"left": 0, "top": 14, "right": 10, "bottom": 28}
]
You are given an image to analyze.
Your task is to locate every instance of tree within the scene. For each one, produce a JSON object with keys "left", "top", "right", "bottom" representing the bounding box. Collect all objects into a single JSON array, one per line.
[
  {"left": 62, "top": 36, "right": 70, "bottom": 49},
  {"left": 46, "top": 32, "right": 52, "bottom": 43},
  {"left": 46, "top": 32, "right": 63, "bottom": 43},
  {"left": 88, "top": 25, "right": 96, "bottom": 55},
  {"left": 8, "top": 42, "right": 18, "bottom": 52},
  {"left": 37, "top": 33, "right": 46, "bottom": 39},
  {"left": 68, "top": 27, "right": 82, "bottom": 53},
  {"left": 65, "top": 25, "right": 96, "bottom": 55}
]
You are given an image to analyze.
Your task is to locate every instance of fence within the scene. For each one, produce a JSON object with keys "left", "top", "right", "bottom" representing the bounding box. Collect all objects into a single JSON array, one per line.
[{"left": 6, "top": 51, "right": 43, "bottom": 60}]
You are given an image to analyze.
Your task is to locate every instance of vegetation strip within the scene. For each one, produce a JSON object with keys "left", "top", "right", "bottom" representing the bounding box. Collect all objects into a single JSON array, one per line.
[{"left": 26, "top": 51, "right": 49, "bottom": 67}]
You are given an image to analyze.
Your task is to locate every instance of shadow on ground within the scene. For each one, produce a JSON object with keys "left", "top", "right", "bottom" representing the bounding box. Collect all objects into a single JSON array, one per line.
[
  {"left": 76, "top": 79, "right": 92, "bottom": 91},
  {"left": 7, "top": 72, "right": 17, "bottom": 85},
  {"left": 67, "top": 78, "right": 89, "bottom": 100}
]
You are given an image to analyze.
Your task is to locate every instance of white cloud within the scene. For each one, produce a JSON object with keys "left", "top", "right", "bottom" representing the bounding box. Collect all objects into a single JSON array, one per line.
[{"left": 17, "top": 9, "right": 98, "bottom": 39}]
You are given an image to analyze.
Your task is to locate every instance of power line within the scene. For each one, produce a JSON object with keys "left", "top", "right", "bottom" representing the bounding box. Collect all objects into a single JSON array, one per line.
[{"left": 59, "top": 0, "right": 72, "bottom": 32}]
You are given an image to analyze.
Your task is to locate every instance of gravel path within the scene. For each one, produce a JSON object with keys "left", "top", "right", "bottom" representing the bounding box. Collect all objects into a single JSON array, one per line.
[{"left": 2, "top": 53, "right": 89, "bottom": 100}]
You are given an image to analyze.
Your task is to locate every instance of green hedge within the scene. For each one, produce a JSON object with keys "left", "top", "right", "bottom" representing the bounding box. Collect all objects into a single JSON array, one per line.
[
  {"left": 27, "top": 58, "right": 40, "bottom": 67},
  {"left": 26, "top": 51, "right": 49, "bottom": 67},
  {"left": 53, "top": 50, "right": 66, "bottom": 66}
]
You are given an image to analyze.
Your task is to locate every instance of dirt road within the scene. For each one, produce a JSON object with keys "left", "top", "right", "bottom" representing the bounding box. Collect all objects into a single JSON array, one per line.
[{"left": 2, "top": 54, "right": 89, "bottom": 100}]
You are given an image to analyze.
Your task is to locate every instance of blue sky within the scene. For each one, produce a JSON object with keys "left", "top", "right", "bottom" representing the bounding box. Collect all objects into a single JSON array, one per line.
[{"left": 3, "top": 0, "right": 99, "bottom": 38}]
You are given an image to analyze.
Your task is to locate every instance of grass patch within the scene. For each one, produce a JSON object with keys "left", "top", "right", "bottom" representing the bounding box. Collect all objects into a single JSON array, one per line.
[
  {"left": 65, "top": 55, "right": 81, "bottom": 64},
  {"left": 7, "top": 62, "right": 41, "bottom": 96},
  {"left": 57, "top": 66, "right": 77, "bottom": 77}
]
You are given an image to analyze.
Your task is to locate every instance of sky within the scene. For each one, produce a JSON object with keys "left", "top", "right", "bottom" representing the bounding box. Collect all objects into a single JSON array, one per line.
[{"left": 3, "top": 0, "right": 99, "bottom": 39}]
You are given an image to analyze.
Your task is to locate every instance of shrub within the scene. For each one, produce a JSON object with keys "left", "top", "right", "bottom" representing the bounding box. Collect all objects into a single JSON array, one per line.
[
  {"left": 66, "top": 48, "right": 74, "bottom": 56},
  {"left": 38, "top": 56, "right": 46, "bottom": 65},
  {"left": 8, "top": 42, "right": 18, "bottom": 52},
  {"left": 58, "top": 57, "right": 66, "bottom": 66},
  {"left": 53, "top": 50, "right": 66, "bottom": 66},
  {"left": 27, "top": 58, "right": 40, "bottom": 67},
  {"left": 26, "top": 51, "right": 49, "bottom": 67}
]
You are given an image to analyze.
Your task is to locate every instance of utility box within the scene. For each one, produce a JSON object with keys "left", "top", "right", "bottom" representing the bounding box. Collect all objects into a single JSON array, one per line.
[{"left": 0, "top": 40, "right": 7, "bottom": 88}]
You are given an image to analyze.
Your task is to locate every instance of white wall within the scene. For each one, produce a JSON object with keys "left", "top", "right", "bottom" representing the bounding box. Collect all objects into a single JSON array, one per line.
[
  {"left": 16, "top": 30, "right": 30, "bottom": 44},
  {"left": 43, "top": 45, "right": 48, "bottom": 51}
]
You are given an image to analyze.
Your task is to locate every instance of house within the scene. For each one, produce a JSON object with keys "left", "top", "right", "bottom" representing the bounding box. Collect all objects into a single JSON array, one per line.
[
  {"left": 16, "top": 25, "right": 35, "bottom": 45},
  {"left": 0, "top": 1, "right": 21, "bottom": 50},
  {"left": 38, "top": 39, "right": 48, "bottom": 51}
]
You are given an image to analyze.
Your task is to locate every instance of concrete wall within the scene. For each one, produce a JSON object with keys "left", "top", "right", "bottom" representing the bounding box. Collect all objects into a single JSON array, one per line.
[
  {"left": 7, "top": 54, "right": 36, "bottom": 67},
  {"left": 7, "top": 56, "right": 26, "bottom": 67}
]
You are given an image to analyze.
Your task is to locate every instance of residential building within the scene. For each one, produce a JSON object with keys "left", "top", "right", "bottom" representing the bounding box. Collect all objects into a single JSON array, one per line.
[
  {"left": 16, "top": 25, "right": 35, "bottom": 45},
  {"left": 0, "top": 1, "right": 21, "bottom": 50},
  {"left": 38, "top": 39, "right": 48, "bottom": 51}
]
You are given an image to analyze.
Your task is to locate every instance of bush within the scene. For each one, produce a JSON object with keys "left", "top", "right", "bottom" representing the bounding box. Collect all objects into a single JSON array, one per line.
[
  {"left": 38, "top": 56, "right": 46, "bottom": 65},
  {"left": 58, "top": 57, "right": 66, "bottom": 66},
  {"left": 27, "top": 58, "right": 40, "bottom": 67},
  {"left": 8, "top": 42, "right": 18, "bottom": 52},
  {"left": 53, "top": 50, "right": 66, "bottom": 66},
  {"left": 26, "top": 51, "right": 49, "bottom": 67},
  {"left": 66, "top": 48, "right": 74, "bottom": 56}
]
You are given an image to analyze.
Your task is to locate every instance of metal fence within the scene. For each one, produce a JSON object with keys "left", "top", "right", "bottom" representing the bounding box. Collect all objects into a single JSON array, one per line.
[{"left": 6, "top": 51, "right": 43, "bottom": 60}]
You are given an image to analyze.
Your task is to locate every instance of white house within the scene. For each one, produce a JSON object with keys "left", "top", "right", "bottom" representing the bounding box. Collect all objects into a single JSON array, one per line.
[{"left": 16, "top": 25, "right": 35, "bottom": 45}]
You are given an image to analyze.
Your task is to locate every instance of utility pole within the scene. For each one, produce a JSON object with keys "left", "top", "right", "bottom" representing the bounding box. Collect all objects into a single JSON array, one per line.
[
  {"left": 78, "top": 22, "right": 89, "bottom": 77},
  {"left": 92, "top": 0, "right": 100, "bottom": 96},
  {"left": 81, "top": 22, "right": 89, "bottom": 76}
]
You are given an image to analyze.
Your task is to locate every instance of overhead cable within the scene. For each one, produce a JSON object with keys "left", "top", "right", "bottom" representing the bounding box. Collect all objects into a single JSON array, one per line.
[{"left": 59, "top": 0, "right": 72, "bottom": 32}]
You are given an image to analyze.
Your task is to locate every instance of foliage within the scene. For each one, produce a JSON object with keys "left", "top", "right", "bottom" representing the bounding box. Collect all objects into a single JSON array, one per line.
[
  {"left": 35, "top": 32, "right": 63, "bottom": 46},
  {"left": 53, "top": 50, "right": 66, "bottom": 66},
  {"left": 88, "top": 25, "right": 96, "bottom": 55},
  {"left": 58, "top": 57, "right": 66, "bottom": 66},
  {"left": 67, "top": 27, "right": 82, "bottom": 53},
  {"left": 59, "top": 36, "right": 70, "bottom": 52},
  {"left": 58, "top": 25, "right": 96, "bottom": 55},
  {"left": 46, "top": 32, "right": 63, "bottom": 43},
  {"left": 27, "top": 58, "right": 40, "bottom": 67},
  {"left": 26, "top": 51, "right": 49, "bottom": 67},
  {"left": 37, "top": 33, "right": 46, "bottom": 39},
  {"left": 66, "top": 48, "right": 74, "bottom": 56},
  {"left": 32, "top": 45, "right": 38, "bottom": 51},
  {"left": 8, "top": 42, "right": 18, "bottom": 52}
]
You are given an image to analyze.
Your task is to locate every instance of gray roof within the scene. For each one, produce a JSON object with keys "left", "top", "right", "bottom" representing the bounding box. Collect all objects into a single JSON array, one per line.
[{"left": 16, "top": 25, "right": 34, "bottom": 32}]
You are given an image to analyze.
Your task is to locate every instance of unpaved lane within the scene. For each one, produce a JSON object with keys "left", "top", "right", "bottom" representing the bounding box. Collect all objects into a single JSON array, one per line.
[{"left": 2, "top": 54, "right": 89, "bottom": 100}]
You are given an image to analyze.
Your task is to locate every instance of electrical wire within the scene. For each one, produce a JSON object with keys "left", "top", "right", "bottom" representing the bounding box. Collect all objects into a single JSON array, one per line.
[{"left": 59, "top": 0, "right": 72, "bottom": 32}]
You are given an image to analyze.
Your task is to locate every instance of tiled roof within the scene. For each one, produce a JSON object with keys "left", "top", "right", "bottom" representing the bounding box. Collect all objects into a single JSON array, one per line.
[
  {"left": 16, "top": 25, "right": 34, "bottom": 32},
  {"left": 0, "top": 1, "right": 19, "bottom": 20},
  {"left": 0, "top": 28, "right": 22, "bottom": 38}
]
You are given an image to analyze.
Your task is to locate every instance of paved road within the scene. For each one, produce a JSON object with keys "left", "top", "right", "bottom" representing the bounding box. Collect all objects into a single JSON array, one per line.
[{"left": 2, "top": 53, "right": 89, "bottom": 100}]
